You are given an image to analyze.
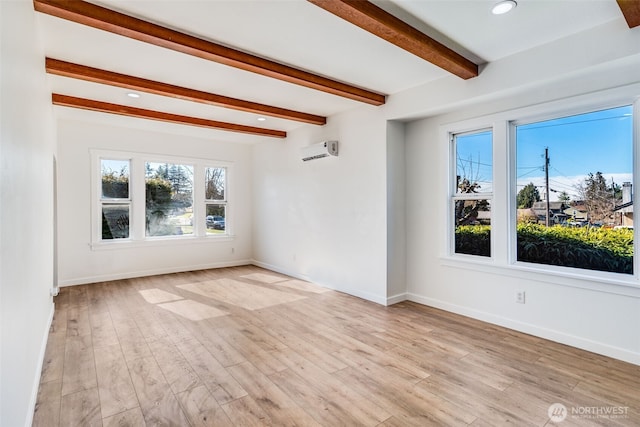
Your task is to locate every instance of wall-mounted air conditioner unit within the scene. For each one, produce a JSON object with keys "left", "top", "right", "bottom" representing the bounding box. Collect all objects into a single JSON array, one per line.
[{"left": 301, "top": 140, "right": 338, "bottom": 161}]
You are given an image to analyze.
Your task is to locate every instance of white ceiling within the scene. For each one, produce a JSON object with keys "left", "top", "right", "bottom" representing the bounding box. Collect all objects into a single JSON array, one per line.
[{"left": 36, "top": 0, "right": 627, "bottom": 141}]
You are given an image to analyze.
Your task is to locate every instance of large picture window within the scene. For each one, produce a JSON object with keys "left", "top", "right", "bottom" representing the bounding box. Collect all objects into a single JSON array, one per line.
[
  {"left": 451, "top": 130, "right": 493, "bottom": 257},
  {"left": 515, "top": 105, "right": 634, "bottom": 274},
  {"left": 145, "top": 162, "right": 194, "bottom": 237}
]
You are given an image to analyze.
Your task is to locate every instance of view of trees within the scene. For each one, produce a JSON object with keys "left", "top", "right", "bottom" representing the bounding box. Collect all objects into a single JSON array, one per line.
[
  {"left": 574, "top": 171, "right": 622, "bottom": 223},
  {"left": 516, "top": 182, "right": 540, "bottom": 209},
  {"left": 454, "top": 177, "right": 489, "bottom": 226},
  {"left": 557, "top": 191, "right": 570, "bottom": 204},
  {"left": 145, "top": 162, "right": 193, "bottom": 236},
  {"left": 205, "top": 167, "right": 225, "bottom": 201},
  {"left": 515, "top": 172, "right": 624, "bottom": 225},
  {"left": 101, "top": 161, "right": 227, "bottom": 239}
]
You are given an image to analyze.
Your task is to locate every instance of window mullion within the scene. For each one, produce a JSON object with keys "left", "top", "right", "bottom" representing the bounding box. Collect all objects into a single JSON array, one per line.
[
  {"left": 193, "top": 164, "right": 204, "bottom": 237},
  {"left": 492, "top": 120, "right": 509, "bottom": 264},
  {"left": 131, "top": 157, "right": 145, "bottom": 240}
]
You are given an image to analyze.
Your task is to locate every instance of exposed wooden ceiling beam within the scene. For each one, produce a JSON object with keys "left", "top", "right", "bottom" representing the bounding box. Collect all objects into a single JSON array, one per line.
[
  {"left": 46, "top": 58, "right": 327, "bottom": 126},
  {"left": 307, "top": 0, "right": 478, "bottom": 80},
  {"left": 34, "top": 0, "right": 386, "bottom": 106},
  {"left": 52, "top": 94, "right": 287, "bottom": 138},
  {"left": 617, "top": 0, "right": 640, "bottom": 28}
]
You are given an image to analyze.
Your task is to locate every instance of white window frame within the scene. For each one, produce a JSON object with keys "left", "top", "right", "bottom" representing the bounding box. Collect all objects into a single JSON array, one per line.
[
  {"left": 143, "top": 158, "right": 196, "bottom": 239},
  {"left": 441, "top": 84, "right": 640, "bottom": 296},
  {"left": 91, "top": 150, "right": 234, "bottom": 249},
  {"left": 98, "top": 156, "right": 132, "bottom": 241},
  {"left": 204, "top": 166, "right": 228, "bottom": 236},
  {"left": 509, "top": 102, "right": 637, "bottom": 279},
  {"left": 449, "top": 128, "right": 494, "bottom": 259}
]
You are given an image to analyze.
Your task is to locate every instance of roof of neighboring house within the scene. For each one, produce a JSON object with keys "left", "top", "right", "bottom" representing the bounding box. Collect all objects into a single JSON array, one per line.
[
  {"left": 614, "top": 201, "right": 634, "bottom": 212},
  {"left": 563, "top": 207, "right": 588, "bottom": 218},
  {"left": 532, "top": 201, "right": 567, "bottom": 211},
  {"left": 569, "top": 202, "right": 588, "bottom": 212}
]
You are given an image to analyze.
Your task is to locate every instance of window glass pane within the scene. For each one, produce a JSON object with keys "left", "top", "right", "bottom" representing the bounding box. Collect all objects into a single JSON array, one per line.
[
  {"left": 102, "top": 204, "right": 129, "bottom": 239},
  {"left": 205, "top": 204, "right": 226, "bottom": 235},
  {"left": 455, "top": 131, "right": 492, "bottom": 194},
  {"left": 205, "top": 167, "right": 226, "bottom": 201},
  {"left": 454, "top": 199, "right": 491, "bottom": 257},
  {"left": 101, "top": 159, "right": 129, "bottom": 199},
  {"left": 516, "top": 105, "right": 633, "bottom": 274},
  {"left": 145, "top": 162, "right": 194, "bottom": 237}
]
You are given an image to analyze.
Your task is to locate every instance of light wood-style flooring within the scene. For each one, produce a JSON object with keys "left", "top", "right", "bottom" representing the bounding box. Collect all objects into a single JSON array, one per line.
[{"left": 34, "top": 266, "right": 640, "bottom": 426}]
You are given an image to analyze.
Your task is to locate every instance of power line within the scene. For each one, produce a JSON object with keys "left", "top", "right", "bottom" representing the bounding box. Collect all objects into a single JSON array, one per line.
[
  {"left": 517, "top": 113, "right": 631, "bottom": 132},
  {"left": 517, "top": 169, "right": 541, "bottom": 179}
]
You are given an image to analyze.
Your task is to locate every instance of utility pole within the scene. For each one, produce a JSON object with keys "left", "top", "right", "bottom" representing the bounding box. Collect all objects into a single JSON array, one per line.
[{"left": 545, "top": 147, "right": 550, "bottom": 227}]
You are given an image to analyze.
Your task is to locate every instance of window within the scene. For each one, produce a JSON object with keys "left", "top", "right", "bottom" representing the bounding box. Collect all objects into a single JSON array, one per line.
[
  {"left": 515, "top": 105, "right": 633, "bottom": 274},
  {"left": 145, "top": 162, "right": 194, "bottom": 237},
  {"left": 205, "top": 167, "right": 226, "bottom": 235},
  {"left": 93, "top": 151, "right": 232, "bottom": 245},
  {"left": 451, "top": 130, "right": 493, "bottom": 257},
  {"left": 100, "top": 159, "right": 130, "bottom": 239}
]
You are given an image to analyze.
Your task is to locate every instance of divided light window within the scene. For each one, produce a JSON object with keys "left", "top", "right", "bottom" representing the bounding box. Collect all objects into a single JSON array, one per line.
[
  {"left": 101, "top": 159, "right": 130, "bottom": 239},
  {"left": 452, "top": 130, "right": 493, "bottom": 257},
  {"left": 205, "top": 167, "right": 227, "bottom": 235},
  {"left": 145, "top": 162, "right": 194, "bottom": 237},
  {"left": 515, "top": 105, "right": 634, "bottom": 274}
]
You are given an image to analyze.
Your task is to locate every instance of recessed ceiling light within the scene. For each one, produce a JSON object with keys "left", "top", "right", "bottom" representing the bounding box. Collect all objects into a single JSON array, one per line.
[
  {"left": 491, "top": 0, "right": 517, "bottom": 15},
  {"left": 126, "top": 92, "right": 140, "bottom": 98},
  {"left": 257, "top": 117, "right": 266, "bottom": 122}
]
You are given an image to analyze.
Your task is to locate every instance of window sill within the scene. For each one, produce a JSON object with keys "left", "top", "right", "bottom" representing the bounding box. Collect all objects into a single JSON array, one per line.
[
  {"left": 91, "top": 234, "right": 236, "bottom": 251},
  {"left": 440, "top": 255, "right": 640, "bottom": 298}
]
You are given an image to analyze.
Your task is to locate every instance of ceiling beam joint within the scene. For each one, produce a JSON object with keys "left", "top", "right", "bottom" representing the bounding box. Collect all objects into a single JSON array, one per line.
[
  {"left": 307, "top": 0, "right": 478, "bottom": 80},
  {"left": 617, "top": 0, "right": 640, "bottom": 28}
]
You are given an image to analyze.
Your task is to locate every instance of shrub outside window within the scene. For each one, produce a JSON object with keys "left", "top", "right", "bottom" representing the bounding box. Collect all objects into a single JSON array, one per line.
[
  {"left": 452, "top": 130, "right": 493, "bottom": 257},
  {"left": 515, "top": 105, "right": 633, "bottom": 275}
]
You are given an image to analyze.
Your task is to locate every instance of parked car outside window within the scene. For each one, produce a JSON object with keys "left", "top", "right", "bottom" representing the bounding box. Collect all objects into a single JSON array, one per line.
[{"left": 206, "top": 215, "right": 225, "bottom": 230}]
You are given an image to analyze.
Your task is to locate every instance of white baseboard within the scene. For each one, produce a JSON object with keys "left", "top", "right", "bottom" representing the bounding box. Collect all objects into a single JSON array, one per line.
[
  {"left": 25, "top": 301, "right": 55, "bottom": 427},
  {"left": 407, "top": 293, "right": 640, "bottom": 366},
  {"left": 58, "top": 259, "right": 252, "bottom": 287},
  {"left": 250, "top": 259, "right": 313, "bottom": 283},
  {"left": 386, "top": 293, "right": 408, "bottom": 306},
  {"left": 250, "top": 259, "right": 389, "bottom": 305}
]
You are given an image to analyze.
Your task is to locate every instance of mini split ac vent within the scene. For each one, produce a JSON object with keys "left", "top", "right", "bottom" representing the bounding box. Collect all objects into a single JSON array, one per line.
[{"left": 301, "top": 140, "right": 338, "bottom": 161}]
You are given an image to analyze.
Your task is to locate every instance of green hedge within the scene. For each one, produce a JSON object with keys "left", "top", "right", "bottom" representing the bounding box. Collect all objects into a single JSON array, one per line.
[
  {"left": 455, "top": 225, "right": 491, "bottom": 256},
  {"left": 455, "top": 224, "right": 633, "bottom": 274}
]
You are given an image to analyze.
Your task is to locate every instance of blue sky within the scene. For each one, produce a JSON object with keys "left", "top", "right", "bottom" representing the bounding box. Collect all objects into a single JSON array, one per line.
[{"left": 456, "top": 105, "right": 633, "bottom": 201}]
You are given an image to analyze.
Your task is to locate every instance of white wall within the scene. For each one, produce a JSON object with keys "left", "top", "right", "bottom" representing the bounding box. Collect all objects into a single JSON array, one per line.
[
  {"left": 56, "top": 119, "right": 253, "bottom": 285},
  {"left": 0, "top": 1, "right": 56, "bottom": 426},
  {"left": 252, "top": 107, "right": 389, "bottom": 304},
  {"left": 404, "top": 66, "right": 640, "bottom": 365},
  {"left": 386, "top": 121, "right": 406, "bottom": 303}
]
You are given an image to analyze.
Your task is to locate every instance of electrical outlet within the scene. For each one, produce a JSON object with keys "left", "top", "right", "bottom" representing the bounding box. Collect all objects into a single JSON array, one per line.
[{"left": 515, "top": 290, "right": 526, "bottom": 304}]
